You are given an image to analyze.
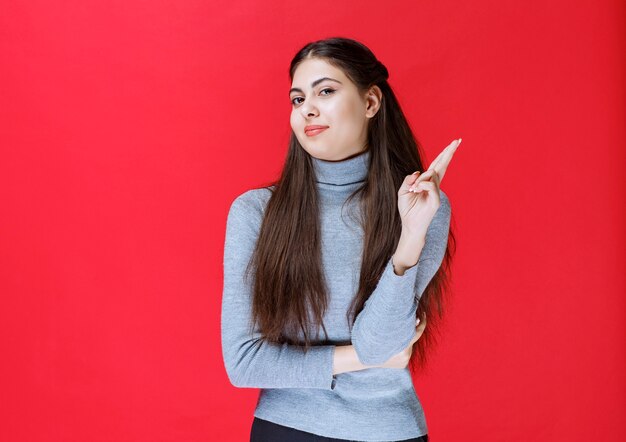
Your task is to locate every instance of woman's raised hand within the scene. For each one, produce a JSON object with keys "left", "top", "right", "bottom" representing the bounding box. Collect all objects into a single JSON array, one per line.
[{"left": 397, "top": 138, "right": 461, "bottom": 240}]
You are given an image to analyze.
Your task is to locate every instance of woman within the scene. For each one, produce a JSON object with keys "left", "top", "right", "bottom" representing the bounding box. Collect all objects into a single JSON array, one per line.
[{"left": 221, "top": 37, "right": 459, "bottom": 442}]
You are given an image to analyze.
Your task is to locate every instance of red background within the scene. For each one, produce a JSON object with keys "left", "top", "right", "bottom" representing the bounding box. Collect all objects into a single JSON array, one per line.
[{"left": 1, "top": 1, "right": 624, "bottom": 441}]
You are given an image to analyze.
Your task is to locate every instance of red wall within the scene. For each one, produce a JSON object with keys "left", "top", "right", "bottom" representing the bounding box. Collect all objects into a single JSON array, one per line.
[{"left": 1, "top": 1, "right": 624, "bottom": 441}]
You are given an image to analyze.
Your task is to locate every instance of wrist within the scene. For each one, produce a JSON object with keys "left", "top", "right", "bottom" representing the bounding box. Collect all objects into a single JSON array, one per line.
[
  {"left": 392, "top": 255, "right": 413, "bottom": 276},
  {"left": 393, "top": 233, "right": 425, "bottom": 275},
  {"left": 400, "top": 224, "right": 428, "bottom": 242},
  {"left": 333, "top": 345, "right": 381, "bottom": 375}
]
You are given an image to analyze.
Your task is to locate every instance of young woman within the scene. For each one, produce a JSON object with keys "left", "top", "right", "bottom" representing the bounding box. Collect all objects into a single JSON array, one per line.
[{"left": 222, "top": 37, "right": 459, "bottom": 442}]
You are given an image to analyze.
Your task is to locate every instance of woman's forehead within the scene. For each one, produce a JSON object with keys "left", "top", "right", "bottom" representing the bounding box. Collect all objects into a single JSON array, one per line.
[{"left": 291, "top": 58, "right": 347, "bottom": 88}]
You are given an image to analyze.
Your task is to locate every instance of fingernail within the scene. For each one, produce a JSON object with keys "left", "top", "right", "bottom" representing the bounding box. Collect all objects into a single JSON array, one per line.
[
  {"left": 458, "top": 138, "right": 462, "bottom": 145},
  {"left": 412, "top": 171, "right": 419, "bottom": 175}
]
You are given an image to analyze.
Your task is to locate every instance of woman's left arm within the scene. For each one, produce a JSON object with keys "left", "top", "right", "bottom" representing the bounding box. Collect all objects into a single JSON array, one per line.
[
  {"left": 350, "top": 138, "right": 459, "bottom": 365},
  {"left": 350, "top": 194, "right": 451, "bottom": 365}
]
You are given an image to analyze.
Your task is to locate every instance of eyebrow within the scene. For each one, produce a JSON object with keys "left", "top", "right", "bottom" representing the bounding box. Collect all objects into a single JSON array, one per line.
[{"left": 289, "top": 77, "right": 343, "bottom": 96}]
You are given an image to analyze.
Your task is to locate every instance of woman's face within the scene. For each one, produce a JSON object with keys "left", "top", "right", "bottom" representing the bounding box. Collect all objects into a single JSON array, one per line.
[{"left": 289, "top": 57, "right": 381, "bottom": 161}]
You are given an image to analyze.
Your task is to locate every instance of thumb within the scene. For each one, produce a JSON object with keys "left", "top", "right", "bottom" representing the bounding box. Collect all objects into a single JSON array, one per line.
[{"left": 401, "top": 171, "right": 421, "bottom": 192}]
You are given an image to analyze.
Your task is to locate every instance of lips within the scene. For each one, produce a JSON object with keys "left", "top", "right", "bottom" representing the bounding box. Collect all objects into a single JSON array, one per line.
[{"left": 305, "top": 125, "right": 329, "bottom": 137}]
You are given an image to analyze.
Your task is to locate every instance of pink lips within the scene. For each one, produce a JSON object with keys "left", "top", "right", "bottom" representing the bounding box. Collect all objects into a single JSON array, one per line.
[{"left": 305, "top": 125, "right": 329, "bottom": 137}]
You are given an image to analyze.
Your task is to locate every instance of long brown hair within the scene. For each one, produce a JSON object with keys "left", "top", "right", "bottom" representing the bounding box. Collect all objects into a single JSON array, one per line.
[{"left": 245, "top": 37, "right": 456, "bottom": 373}]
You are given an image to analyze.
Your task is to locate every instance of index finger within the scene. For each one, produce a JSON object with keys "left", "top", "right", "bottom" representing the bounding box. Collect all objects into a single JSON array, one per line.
[{"left": 427, "top": 138, "right": 461, "bottom": 183}]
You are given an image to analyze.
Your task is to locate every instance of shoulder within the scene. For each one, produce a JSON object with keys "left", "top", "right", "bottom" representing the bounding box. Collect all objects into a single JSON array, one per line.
[
  {"left": 225, "top": 186, "right": 276, "bottom": 241},
  {"left": 227, "top": 185, "right": 275, "bottom": 220}
]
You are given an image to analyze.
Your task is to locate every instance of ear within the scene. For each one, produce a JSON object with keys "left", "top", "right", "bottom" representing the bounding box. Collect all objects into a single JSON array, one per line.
[{"left": 364, "top": 85, "right": 383, "bottom": 118}]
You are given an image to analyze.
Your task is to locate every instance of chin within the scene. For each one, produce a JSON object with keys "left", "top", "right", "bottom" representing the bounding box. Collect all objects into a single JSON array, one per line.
[
  {"left": 300, "top": 143, "right": 322, "bottom": 156},
  {"left": 304, "top": 147, "right": 338, "bottom": 161},
  {"left": 300, "top": 137, "right": 349, "bottom": 160}
]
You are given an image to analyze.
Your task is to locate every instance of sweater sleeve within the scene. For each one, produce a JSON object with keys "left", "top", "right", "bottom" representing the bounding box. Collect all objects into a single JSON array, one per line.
[
  {"left": 221, "top": 191, "right": 337, "bottom": 390},
  {"left": 350, "top": 191, "right": 452, "bottom": 365}
]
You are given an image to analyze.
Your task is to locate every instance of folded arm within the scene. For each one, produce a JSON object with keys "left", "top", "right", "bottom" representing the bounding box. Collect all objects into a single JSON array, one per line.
[
  {"left": 221, "top": 192, "right": 338, "bottom": 390},
  {"left": 350, "top": 191, "right": 452, "bottom": 365}
]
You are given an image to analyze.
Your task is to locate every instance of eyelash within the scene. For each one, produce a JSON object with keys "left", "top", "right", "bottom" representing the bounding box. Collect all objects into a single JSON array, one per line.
[{"left": 291, "top": 88, "right": 335, "bottom": 106}]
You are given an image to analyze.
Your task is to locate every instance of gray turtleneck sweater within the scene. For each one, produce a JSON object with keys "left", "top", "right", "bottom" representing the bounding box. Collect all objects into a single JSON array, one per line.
[{"left": 221, "top": 149, "right": 451, "bottom": 441}]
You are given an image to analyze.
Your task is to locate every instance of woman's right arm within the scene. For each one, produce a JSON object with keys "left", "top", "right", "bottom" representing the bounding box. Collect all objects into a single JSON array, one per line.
[
  {"left": 222, "top": 192, "right": 420, "bottom": 390},
  {"left": 223, "top": 193, "right": 393, "bottom": 390},
  {"left": 333, "top": 344, "right": 375, "bottom": 375},
  {"left": 334, "top": 318, "right": 425, "bottom": 375},
  {"left": 222, "top": 193, "right": 336, "bottom": 389}
]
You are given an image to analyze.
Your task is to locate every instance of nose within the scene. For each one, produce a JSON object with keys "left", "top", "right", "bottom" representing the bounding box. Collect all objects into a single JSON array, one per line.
[{"left": 300, "top": 100, "right": 319, "bottom": 118}]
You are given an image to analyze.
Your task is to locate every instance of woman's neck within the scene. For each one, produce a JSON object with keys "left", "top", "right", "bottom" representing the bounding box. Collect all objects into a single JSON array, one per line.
[{"left": 311, "top": 149, "right": 370, "bottom": 186}]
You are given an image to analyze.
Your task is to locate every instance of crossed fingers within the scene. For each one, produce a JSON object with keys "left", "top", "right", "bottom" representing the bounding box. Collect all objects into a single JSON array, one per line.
[{"left": 408, "top": 138, "right": 461, "bottom": 192}]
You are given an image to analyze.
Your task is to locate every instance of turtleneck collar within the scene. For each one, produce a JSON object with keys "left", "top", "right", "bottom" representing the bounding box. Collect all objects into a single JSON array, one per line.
[{"left": 311, "top": 149, "right": 370, "bottom": 185}]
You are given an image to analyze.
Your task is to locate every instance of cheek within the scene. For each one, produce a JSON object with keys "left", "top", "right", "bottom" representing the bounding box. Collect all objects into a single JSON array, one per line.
[
  {"left": 290, "top": 112, "right": 305, "bottom": 143},
  {"left": 290, "top": 113, "right": 302, "bottom": 137},
  {"left": 335, "top": 102, "right": 363, "bottom": 133},
  {"left": 334, "top": 99, "right": 361, "bottom": 123}
]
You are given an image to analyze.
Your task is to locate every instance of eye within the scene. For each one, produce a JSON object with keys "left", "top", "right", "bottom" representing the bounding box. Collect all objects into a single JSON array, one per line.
[{"left": 290, "top": 88, "right": 336, "bottom": 106}]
